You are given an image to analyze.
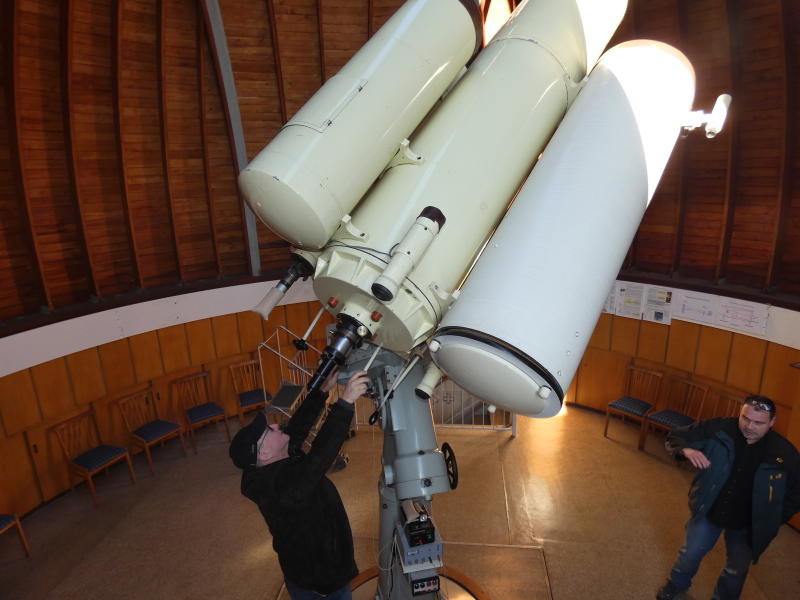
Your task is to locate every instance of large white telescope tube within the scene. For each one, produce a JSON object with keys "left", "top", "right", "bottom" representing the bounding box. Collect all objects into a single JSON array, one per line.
[
  {"left": 431, "top": 41, "right": 696, "bottom": 418},
  {"left": 238, "top": 0, "right": 482, "bottom": 250},
  {"left": 312, "top": 0, "right": 627, "bottom": 353}
]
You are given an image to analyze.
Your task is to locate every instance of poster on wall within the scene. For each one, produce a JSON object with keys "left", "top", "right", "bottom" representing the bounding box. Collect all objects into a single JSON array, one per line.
[
  {"left": 715, "top": 297, "right": 768, "bottom": 335},
  {"left": 615, "top": 281, "right": 645, "bottom": 319},
  {"left": 643, "top": 286, "right": 673, "bottom": 324},
  {"left": 673, "top": 290, "right": 717, "bottom": 324},
  {"left": 602, "top": 282, "right": 617, "bottom": 314}
]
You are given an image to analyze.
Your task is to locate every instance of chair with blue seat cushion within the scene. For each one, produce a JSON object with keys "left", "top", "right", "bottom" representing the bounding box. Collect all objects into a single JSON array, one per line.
[
  {"left": 639, "top": 375, "right": 708, "bottom": 450},
  {"left": 604, "top": 365, "right": 663, "bottom": 439},
  {"left": 0, "top": 514, "right": 31, "bottom": 557},
  {"left": 52, "top": 409, "right": 137, "bottom": 506},
  {"left": 171, "top": 371, "right": 230, "bottom": 454},
  {"left": 229, "top": 359, "right": 272, "bottom": 426},
  {"left": 116, "top": 388, "right": 187, "bottom": 474}
]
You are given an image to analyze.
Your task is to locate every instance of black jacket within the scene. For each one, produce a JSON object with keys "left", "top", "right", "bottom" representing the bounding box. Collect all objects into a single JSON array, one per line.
[
  {"left": 229, "top": 389, "right": 358, "bottom": 593},
  {"left": 666, "top": 417, "right": 800, "bottom": 561}
]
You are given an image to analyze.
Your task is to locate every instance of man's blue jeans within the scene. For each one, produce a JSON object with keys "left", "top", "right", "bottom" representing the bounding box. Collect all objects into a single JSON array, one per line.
[
  {"left": 668, "top": 515, "right": 753, "bottom": 600},
  {"left": 285, "top": 580, "right": 352, "bottom": 600}
]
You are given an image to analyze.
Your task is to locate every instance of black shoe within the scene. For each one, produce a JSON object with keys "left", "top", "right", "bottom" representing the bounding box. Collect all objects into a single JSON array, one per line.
[{"left": 656, "top": 581, "right": 686, "bottom": 600}]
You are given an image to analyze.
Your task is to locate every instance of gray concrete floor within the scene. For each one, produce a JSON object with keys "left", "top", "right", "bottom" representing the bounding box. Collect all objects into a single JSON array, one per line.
[{"left": 0, "top": 405, "right": 798, "bottom": 599}]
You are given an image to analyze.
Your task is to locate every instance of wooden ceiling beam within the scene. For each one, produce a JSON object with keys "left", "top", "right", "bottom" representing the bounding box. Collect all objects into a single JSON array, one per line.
[
  {"left": 266, "top": 0, "right": 288, "bottom": 124},
  {"left": 64, "top": 0, "right": 100, "bottom": 299},
  {"left": 114, "top": 0, "right": 144, "bottom": 290},
  {"left": 198, "top": 15, "right": 222, "bottom": 276},
  {"left": 368, "top": 0, "right": 375, "bottom": 39},
  {"left": 671, "top": 0, "right": 689, "bottom": 276},
  {"left": 316, "top": 0, "right": 327, "bottom": 82},
  {"left": 716, "top": 0, "right": 743, "bottom": 283},
  {"left": 765, "top": 0, "right": 795, "bottom": 291},
  {"left": 159, "top": 0, "right": 184, "bottom": 280}
]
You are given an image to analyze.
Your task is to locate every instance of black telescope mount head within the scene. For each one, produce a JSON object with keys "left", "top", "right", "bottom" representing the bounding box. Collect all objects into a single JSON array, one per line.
[{"left": 306, "top": 314, "right": 371, "bottom": 395}]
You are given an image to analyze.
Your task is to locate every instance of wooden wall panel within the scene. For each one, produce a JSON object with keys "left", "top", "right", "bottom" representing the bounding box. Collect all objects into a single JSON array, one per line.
[
  {"left": 98, "top": 339, "right": 135, "bottom": 393},
  {"left": 274, "top": 0, "right": 322, "bottom": 118},
  {"left": 0, "top": 433, "right": 41, "bottom": 515},
  {"left": 66, "top": 348, "right": 106, "bottom": 406},
  {"left": 0, "top": 370, "right": 41, "bottom": 435},
  {"left": 759, "top": 343, "right": 800, "bottom": 408},
  {"left": 370, "top": 0, "right": 404, "bottom": 33},
  {"left": 637, "top": 321, "right": 668, "bottom": 364},
  {"left": 129, "top": 331, "right": 164, "bottom": 382},
  {"left": 31, "top": 359, "right": 75, "bottom": 422},
  {"left": 664, "top": 319, "right": 700, "bottom": 372},
  {"left": 726, "top": 332, "right": 767, "bottom": 392},
  {"left": 694, "top": 326, "right": 733, "bottom": 382},
  {"left": 320, "top": 0, "right": 369, "bottom": 79},
  {"left": 588, "top": 313, "right": 612, "bottom": 350},
  {"left": 211, "top": 314, "right": 241, "bottom": 358},
  {"left": 186, "top": 318, "right": 217, "bottom": 365},
  {"left": 208, "top": 352, "right": 250, "bottom": 417},
  {"left": 237, "top": 310, "right": 265, "bottom": 352},
  {"left": 199, "top": 30, "right": 247, "bottom": 276},
  {"left": 610, "top": 316, "right": 640, "bottom": 357},
  {"left": 25, "top": 424, "right": 71, "bottom": 502},
  {"left": 68, "top": 0, "right": 137, "bottom": 296},
  {"left": 575, "top": 347, "right": 628, "bottom": 412},
  {"left": 16, "top": 0, "right": 92, "bottom": 307},
  {"left": 0, "top": 2, "right": 43, "bottom": 320},
  {"left": 158, "top": 324, "right": 191, "bottom": 373},
  {"left": 118, "top": 0, "right": 179, "bottom": 287},
  {"left": 162, "top": 0, "right": 216, "bottom": 281}
]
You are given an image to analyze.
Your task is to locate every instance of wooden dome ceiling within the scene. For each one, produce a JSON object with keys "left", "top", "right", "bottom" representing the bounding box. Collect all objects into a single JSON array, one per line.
[{"left": 1, "top": 0, "right": 799, "bottom": 337}]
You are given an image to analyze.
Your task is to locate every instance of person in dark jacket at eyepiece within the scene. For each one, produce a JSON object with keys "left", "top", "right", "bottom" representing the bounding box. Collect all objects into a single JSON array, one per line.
[
  {"left": 230, "top": 369, "right": 370, "bottom": 600},
  {"left": 656, "top": 395, "right": 800, "bottom": 600}
]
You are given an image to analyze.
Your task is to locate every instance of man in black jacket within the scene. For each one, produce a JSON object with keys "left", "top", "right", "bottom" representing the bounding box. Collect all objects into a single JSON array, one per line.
[
  {"left": 230, "top": 370, "right": 369, "bottom": 600},
  {"left": 656, "top": 395, "right": 800, "bottom": 600}
]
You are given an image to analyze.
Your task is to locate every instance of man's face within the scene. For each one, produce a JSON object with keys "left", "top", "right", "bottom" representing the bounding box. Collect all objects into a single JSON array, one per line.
[
  {"left": 738, "top": 404, "right": 775, "bottom": 444},
  {"left": 257, "top": 423, "right": 290, "bottom": 465}
]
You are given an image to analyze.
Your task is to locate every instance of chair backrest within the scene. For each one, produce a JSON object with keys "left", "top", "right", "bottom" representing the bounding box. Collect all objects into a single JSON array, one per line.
[
  {"left": 712, "top": 389, "right": 746, "bottom": 418},
  {"left": 171, "top": 371, "right": 212, "bottom": 411},
  {"left": 229, "top": 360, "right": 261, "bottom": 395},
  {"left": 626, "top": 365, "right": 663, "bottom": 405},
  {"left": 116, "top": 388, "right": 159, "bottom": 432},
  {"left": 664, "top": 376, "right": 708, "bottom": 421},
  {"left": 52, "top": 410, "right": 102, "bottom": 462}
]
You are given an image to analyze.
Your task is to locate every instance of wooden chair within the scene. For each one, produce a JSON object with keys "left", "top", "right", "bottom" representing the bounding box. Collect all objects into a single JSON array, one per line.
[
  {"left": 604, "top": 365, "right": 663, "bottom": 438},
  {"left": 229, "top": 360, "right": 271, "bottom": 426},
  {"left": 171, "top": 371, "right": 230, "bottom": 453},
  {"left": 639, "top": 376, "right": 708, "bottom": 450},
  {"left": 0, "top": 514, "right": 31, "bottom": 557},
  {"left": 52, "top": 409, "right": 137, "bottom": 506},
  {"left": 711, "top": 389, "right": 746, "bottom": 418},
  {"left": 116, "top": 387, "right": 187, "bottom": 474}
]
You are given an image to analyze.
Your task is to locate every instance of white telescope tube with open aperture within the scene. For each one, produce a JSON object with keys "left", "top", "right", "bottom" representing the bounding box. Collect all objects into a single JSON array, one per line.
[
  {"left": 237, "top": 0, "right": 482, "bottom": 250},
  {"left": 312, "top": 0, "right": 628, "bottom": 353},
  {"left": 431, "top": 40, "right": 697, "bottom": 418}
]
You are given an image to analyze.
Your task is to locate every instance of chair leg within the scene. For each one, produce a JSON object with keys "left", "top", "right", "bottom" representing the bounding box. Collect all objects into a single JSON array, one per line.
[
  {"left": 86, "top": 475, "right": 100, "bottom": 507},
  {"left": 189, "top": 426, "right": 198, "bottom": 454},
  {"left": 144, "top": 445, "right": 155, "bottom": 475},
  {"left": 638, "top": 419, "right": 649, "bottom": 450},
  {"left": 14, "top": 520, "right": 31, "bottom": 557},
  {"left": 222, "top": 416, "right": 231, "bottom": 442},
  {"left": 177, "top": 430, "right": 188, "bottom": 456},
  {"left": 125, "top": 453, "right": 137, "bottom": 483},
  {"left": 603, "top": 410, "right": 611, "bottom": 437}
]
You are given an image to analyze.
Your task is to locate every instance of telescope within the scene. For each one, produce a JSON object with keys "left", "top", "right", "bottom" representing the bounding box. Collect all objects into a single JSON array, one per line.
[{"left": 238, "top": 0, "right": 729, "bottom": 597}]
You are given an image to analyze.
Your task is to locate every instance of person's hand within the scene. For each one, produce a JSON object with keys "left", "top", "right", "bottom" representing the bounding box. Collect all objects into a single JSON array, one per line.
[
  {"left": 341, "top": 371, "right": 370, "bottom": 404},
  {"left": 321, "top": 367, "right": 339, "bottom": 393},
  {"left": 682, "top": 448, "right": 711, "bottom": 469}
]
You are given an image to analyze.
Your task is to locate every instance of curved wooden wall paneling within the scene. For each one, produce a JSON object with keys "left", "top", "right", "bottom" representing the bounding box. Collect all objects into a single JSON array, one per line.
[
  {"left": 117, "top": 0, "right": 179, "bottom": 288},
  {"left": 273, "top": 0, "right": 323, "bottom": 119},
  {"left": 15, "top": 0, "right": 94, "bottom": 309},
  {"left": 161, "top": 0, "right": 217, "bottom": 281},
  {"left": 67, "top": 0, "right": 138, "bottom": 297},
  {"left": 723, "top": 0, "right": 783, "bottom": 288},
  {"left": 198, "top": 17, "right": 248, "bottom": 277},
  {"left": 628, "top": 0, "right": 683, "bottom": 274},
  {"left": 218, "top": 0, "right": 291, "bottom": 276},
  {"left": 371, "top": 0, "right": 405, "bottom": 35},
  {"left": 318, "top": 0, "right": 369, "bottom": 80},
  {"left": 0, "top": 2, "right": 46, "bottom": 320},
  {"left": 773, "top": 1, "right": 800, "bottom": 296},
  {"left": 679, "top": 0, "right": 733, "bottom": 281}
]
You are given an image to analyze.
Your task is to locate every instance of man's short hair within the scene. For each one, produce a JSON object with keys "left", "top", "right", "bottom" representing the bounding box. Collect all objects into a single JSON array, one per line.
[{"left": 744, "top": 395, "right": 776, "bottom": 417}]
